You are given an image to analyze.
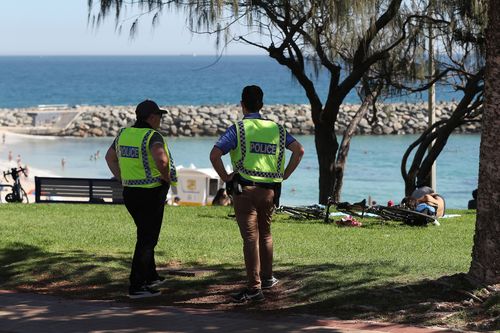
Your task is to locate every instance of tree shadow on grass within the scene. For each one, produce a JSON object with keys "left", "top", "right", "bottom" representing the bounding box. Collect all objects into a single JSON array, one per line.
[
  {"left": 1, "top": 242, "right": 497, "bottom": 331},
  {"left": 0, "top": 242, "right": 130, "bottom": 299},
  {"left": 148, "top": 260, "right": 498, "bottom": 331},
  {"left": 0, "top": 242, "right": 398, "bottom": 307},
  {"left": 122, "top": 259, "right": 410, "bottom": 311},
  {"left": 0, "top": 242, "right": 243, "bottom": 304},
  {"left": 269, "top": 267, "right": 498, "bottom": 331}
]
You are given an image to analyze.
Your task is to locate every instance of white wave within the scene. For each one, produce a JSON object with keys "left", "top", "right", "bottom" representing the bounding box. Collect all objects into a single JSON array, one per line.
[{"left": 0, "top": 129, "right": 58, "bottom": 144}]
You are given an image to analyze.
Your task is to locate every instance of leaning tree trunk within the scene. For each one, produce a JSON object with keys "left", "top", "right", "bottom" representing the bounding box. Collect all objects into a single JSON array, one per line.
[
  {"left": 333, "top": 93, "right": 375, "bottom": 202},
  {"left": 468, "top": 0, "right": 500, "bottom": 285},
  {"left": 314, "top": 106, "right": 339, "bottom": 205},
  {"left": 401, "top": 70, "right": 484, "bottom": 196}
]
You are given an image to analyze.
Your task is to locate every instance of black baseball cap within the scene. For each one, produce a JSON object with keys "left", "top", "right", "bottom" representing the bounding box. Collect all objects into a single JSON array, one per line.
[{"left": 135, "top": 100, "right": 168, "bottom": 120}]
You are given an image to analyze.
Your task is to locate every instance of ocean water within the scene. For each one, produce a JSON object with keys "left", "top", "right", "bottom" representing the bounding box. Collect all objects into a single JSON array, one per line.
[
  {"left": 0, "top": 56, "right": 478, "bottom": 208},
  {"left": 0, "top": 133, "right": 479, "bottom": 208},
  {"left": 0, "top": 56, "right": 459, "bottom": 108}
]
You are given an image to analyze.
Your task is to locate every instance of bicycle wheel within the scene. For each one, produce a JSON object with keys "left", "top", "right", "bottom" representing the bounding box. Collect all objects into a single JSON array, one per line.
[
  {"left": 276, "top": 206, "right": 299, "bottom": 219},
  {"left": 400, "top": 209, "right": 435, "bottom": 226},
  {"left": 301, "top": 205, "right": 326, "bottom": 219},
  {"left": 21, "top": 188, "right": 29, "bottom": 203},
  {"left": 369, "top": 206, "right": 404, "bottom": 221},
  {"left": 278, "top": 205, "right": 324, "bottom": 220},
  {"left": 372, "top": 206, "right": 435, "bottom": 226},
  {"left": 290, "top": 206, "right": 323, "bottom": 219}
]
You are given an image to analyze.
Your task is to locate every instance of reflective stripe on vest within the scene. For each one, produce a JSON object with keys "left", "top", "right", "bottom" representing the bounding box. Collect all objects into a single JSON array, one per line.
[
  {"left": 232, "top": 119, "right": 286, "bottom": 181},
  {"left": 167, "top": 146, "right": 178, "bottom": 186}
]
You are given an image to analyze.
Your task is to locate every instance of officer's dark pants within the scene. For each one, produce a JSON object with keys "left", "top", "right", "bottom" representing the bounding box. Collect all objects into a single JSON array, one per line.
[{"left": 123, "top": 184, "right": 169, "bottom": 291}]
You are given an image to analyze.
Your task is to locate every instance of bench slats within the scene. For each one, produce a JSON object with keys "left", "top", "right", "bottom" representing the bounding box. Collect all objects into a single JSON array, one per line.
[{"left": 35, "top": 176, "right": 124, "bottom": 204}]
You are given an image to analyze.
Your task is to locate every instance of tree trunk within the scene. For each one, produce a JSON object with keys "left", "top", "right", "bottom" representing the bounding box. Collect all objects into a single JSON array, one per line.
[
  {"left": 315, "top": 107, "right": 339, "bottom": 205},
  {"left": 401, "top": 71, "right": 483, "bottom": 196},
  {"left": 468, "top": 1, "right": 500, "bottom": 285},
  {"left": 333, "top": 93, "right": 375, "bottom": 202}
]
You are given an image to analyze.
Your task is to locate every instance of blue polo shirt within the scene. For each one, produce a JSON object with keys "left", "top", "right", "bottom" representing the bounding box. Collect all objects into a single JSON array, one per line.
[{"left": 214, "top": 112, "right": 296, "bottom": 155}]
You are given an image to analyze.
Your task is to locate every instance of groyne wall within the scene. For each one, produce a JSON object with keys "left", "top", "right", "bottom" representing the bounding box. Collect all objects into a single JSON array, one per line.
[{"left": 0, "top": 102, "right": 481, "bottom": 137}]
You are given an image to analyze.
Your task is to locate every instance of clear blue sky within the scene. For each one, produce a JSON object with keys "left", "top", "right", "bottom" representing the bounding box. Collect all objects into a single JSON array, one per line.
[{"left": 0, "top": 0, "right": 264, "bottom": 56}]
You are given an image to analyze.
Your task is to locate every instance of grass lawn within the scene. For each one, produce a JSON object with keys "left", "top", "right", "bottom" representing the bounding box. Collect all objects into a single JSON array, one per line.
[{"left": 1, "top": 204, "right": 497, "bottom": 330}]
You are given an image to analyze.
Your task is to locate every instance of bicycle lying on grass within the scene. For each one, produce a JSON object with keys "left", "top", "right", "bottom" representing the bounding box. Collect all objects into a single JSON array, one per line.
[
  {"left": 277, "top": 197, "right": 437, "bottom": 226},
  {"left": 0, "top": 167, "right": 29, "bottom": 203},
  {"left": 276, "top": 204, "right": 326, "bottom": 220}
]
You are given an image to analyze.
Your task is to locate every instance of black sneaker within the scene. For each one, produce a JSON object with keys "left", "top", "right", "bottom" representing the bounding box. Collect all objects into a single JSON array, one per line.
[
  {"left": 146, "top": 276, "right": 166, "bottom": 288},
  {"left": 261, "top": 276, "right": 279, "bottom": 289},
  {"left": 128, "top": 286, "right": 161, "bottom": 299},
  {"left": 231, "top": 288, "right": 265, "bottom": 303}
]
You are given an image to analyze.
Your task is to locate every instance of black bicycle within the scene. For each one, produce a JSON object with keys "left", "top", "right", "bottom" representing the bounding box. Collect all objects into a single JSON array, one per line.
[
  {"left": 0, "top": 167, "right": 29, "bottom": 203},
  {"left": 276, "top": 204, "right": 326, "bottom": 220},
  {"left": 277, "top": 200, "right": 368, "bottom": 223},
  {"left": 326, "top": 197, "right": 437, "bottom": 226},
  {"left": 278, "top": 197, "right": 437, "bottom": 226}
]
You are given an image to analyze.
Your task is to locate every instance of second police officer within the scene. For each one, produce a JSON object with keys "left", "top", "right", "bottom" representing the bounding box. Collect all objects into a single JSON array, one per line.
[{"left": 210, "top": 85, "right": 304, "bottom": 302}]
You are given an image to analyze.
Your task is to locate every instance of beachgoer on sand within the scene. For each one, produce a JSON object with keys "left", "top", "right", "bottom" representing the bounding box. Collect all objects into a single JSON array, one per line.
[
  {"left": 105, "top": 99, "right": 177, "bottom": 299},
  {"left": 210, "top": 85, "right": 304, "bottom": 303}
]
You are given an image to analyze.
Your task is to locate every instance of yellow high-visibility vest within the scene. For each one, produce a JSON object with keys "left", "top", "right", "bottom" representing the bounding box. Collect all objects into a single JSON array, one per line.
[
  {"left": 230, "top": 119, "right": 286, "bottom": 183},
  {"left": 116, "top": 127, "right": 177, "bottom": 187}
]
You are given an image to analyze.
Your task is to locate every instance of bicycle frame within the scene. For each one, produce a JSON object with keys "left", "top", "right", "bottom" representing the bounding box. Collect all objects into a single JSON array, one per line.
[
  {"left": 1, "top": 167, "right": 29, "bottom": 203},
  {"left": 277, "top": 204, "right": 325, "bottom": 220},
  {"left": 324, "top": 198, "right": 367, "bottom": 223}
]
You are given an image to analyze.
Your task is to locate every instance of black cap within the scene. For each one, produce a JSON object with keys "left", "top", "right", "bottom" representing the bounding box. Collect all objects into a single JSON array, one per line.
[{"left": 135, "top": 100, "right": 168, "bottom": 120}]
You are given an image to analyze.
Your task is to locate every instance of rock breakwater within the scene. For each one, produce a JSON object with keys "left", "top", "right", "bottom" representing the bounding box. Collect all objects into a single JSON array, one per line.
[{"left": 0, "top": 102, "right": 481, "bottom": 137}]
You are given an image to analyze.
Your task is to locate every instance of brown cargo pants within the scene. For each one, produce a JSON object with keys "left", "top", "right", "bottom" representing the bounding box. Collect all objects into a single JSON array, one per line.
[{"left": 233, "top": 185, "right": 275, "bottom": 290}]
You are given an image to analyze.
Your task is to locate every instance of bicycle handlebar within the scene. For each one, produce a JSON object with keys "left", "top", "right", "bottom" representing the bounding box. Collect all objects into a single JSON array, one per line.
[{"left": 3, "top": 167, "right": 28, "bottom": 180}]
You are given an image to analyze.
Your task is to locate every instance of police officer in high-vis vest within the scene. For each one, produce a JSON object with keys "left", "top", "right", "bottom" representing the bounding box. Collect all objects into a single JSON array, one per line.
[
  {"left": 210, "top": 85, "right": 304, "bottom": 302},
  {"left": 105, "top": 100, "right": 177, "bottom": 299}
]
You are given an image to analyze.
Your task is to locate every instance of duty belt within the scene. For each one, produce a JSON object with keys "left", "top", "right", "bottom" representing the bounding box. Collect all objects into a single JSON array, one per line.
[{"left": 239, "top": 178, "right": 277, "bottom": 189}]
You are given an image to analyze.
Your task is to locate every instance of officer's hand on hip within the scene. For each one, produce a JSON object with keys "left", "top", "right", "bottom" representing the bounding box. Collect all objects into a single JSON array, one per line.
[
  {"left": 223, "top": 172, "right": 235, "bottom": 183},
  {"left": 161, "top": 173, "right": 171, "bottom": 183}
]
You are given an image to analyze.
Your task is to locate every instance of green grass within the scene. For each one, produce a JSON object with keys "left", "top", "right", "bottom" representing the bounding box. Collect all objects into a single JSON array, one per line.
[{"left": 0, "top": 204, "right": 482, "bottom": 318}]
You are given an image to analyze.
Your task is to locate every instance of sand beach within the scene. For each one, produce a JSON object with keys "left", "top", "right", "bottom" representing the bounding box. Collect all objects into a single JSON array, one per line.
[{"left": 0, "top": 129, "right": 59, "bottom": 203}]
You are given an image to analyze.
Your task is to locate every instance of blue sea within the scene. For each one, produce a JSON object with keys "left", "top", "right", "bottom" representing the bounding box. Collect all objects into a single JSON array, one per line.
[
  {"left": 0, "top": 56, "right": 478, "bottom": 208},
  {"left": 0, "top": 134, "right": 479, "bottom": 209},
  {"left": 0, "top": 56, "right": 459, "bottom": 108}
]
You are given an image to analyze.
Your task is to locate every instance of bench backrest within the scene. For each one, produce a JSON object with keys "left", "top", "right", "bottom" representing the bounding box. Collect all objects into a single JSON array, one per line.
[{"left": 35, "top": 176, "right": 123, "bottom": 204}]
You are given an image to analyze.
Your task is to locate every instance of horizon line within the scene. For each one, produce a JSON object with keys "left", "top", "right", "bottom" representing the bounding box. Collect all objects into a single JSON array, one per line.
[{"left": 0, "top": 54, "right": 267, "bottom": 57}]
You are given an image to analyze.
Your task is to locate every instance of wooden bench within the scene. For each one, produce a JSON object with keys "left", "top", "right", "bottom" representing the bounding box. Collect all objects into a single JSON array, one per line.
[{"left": 34, "top": 176, "right": 123, "bottom": 204}]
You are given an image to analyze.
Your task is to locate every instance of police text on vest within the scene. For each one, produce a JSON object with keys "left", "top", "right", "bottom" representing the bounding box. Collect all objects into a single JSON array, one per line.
[
  {"left": 120, "top": 146, "right": 139, "bottom": 158},
  {"left": 250, "top": 141, "right": 277, "bottom": 155}
]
